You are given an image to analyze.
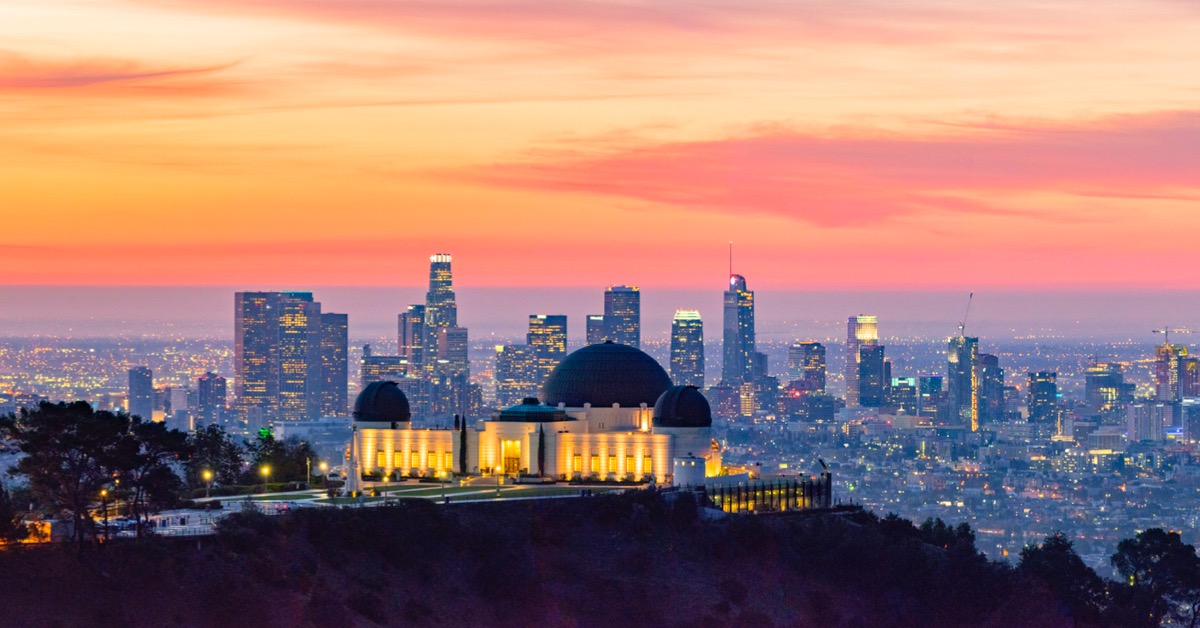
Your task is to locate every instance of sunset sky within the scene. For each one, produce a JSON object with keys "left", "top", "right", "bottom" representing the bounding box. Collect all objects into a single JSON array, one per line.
[{"left": 3, "top": 0, "right": 1200, "bottom": 291}]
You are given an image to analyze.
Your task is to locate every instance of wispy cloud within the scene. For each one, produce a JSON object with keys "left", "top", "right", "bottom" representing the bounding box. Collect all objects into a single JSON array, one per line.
[
  {"left": 0, "top": 51, "right": 239, "bottom": 94},
  {"left": 452, "top": 111, "right": 1200, "bottom": 227}
]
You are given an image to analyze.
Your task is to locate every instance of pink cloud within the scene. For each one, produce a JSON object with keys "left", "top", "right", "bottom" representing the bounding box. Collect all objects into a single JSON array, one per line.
[
  {"left": 451, "top": 111, "right": 1200, "bottom": 226},
  {"left": 0, "top": 51, "right": 238, "bottom": 94}
]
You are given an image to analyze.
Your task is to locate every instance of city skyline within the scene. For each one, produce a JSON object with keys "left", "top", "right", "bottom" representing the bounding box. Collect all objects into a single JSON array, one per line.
[{"left": 4, "top": 2, "right": 1200, "bottom": 290}]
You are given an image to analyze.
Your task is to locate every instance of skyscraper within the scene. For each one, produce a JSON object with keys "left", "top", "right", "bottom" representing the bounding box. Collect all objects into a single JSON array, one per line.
[
  {"left": 946, "top": 335, "right": 980, "bottom": 429},
  {"left": 1155, "top": 343, "right": 1188, "bottom": 402},
  {"left": 128, "top": 366, "right": 153, "bottom": 421},
  {"left": 195, "top": 371, "right": 227, "bottom": 427},
  {"left": 528, "top": 315, "right": 568, "bottom": 385},
  {"left": 398, "top": 304, "right": 425, "bottom": 366},
  {"left": 978, "top": 353, "right": 1005, "bottom": 424},
  {"left": 603, "top": 286, "right": 640, "bottom": 348},
  {"left": 787, "top": 342, "right": 826, "bottom": 394},
  {"left": 1085, "top": 361, "right": 1133, "bottom": 416},
  {"left": 857, "top": 345, "right": 887, "bottom": 407},
  {"left": 845, "top": 315, "right": 877, "bottom": 407},
  {"left": 495, "top": 344, "right": 540, "bottom": 407},
  {"left": 235, "top": 291, "right": 327, "bottom": 425},
  {"left": 586, "top": 315, "right": 606, "bottom": 345},
  {"left": 1027, "top": 371, "right": 1058, "bottom": 423},
  {"left": 670, "top": 310, "right": 705, "bottom": 388},
  {"left": 422, "top": 254, "right": 457, "bottom": 367},
  {"left": 722, "top": 275, "right": 755, "bottom": 385},
  {"left": 319, "top": 312, "right": 348, "bottom": 416}
]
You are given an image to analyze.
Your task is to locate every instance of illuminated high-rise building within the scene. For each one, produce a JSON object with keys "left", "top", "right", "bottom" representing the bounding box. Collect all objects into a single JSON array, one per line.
[
  {"left": 235, "top": 291, "right": 325, "bottom": 424},
  {"left": 398, "top": 304, "right": 425, "bottom": 366},
  {"left": 528, "top": 315, "right": 568, "bottom": 385},
  {"left": 319, "top": 312, "right": 348, "bottom": 416},
  {"left": 1027, "top": 371, "right": 1058, "bottom": 424},
  {"left": 946, "top": 335, "right": 980, "bottom": 429},
  {"left": 603, "top": 286, "right": 641, "bottom": 348},
  {"left": 857, "top": 345, "right": 887, "bottom": 407},
  {"left": 787, "top": 342, "right": 826, "bottom": 394},
  {"left": 670, "top": 310, "right": 705, "bottom": 388},
  {"left": 1156, "top": 343, "right": 1189, "bottom": 402},
  {"left": 422, "top": 254, "right": 457, "bottom": 368},
  {"left": 195, "top": 371, "right": 227, "bottom": 427},
  {"left": 128, "top": 366, "right": 153, "bottom": 421},
  {"left": 586, "top": 315, "right": 606, "bottom": 345},
  {"left": 1085, "top": 361, "right": 1133, "bottom": 416},
  {"left": 844, "top": 315, "right": 878, "bottom": 407},
  {"left": 978, "top": 353, "right": 1005, "bottom": 424},
  {"left": 495, "top": 344, "right": 541, "bottom": 407},
  {"left": 722, "top": 275, "right": 755, "bottom": 385},
  {"left": 1181, "top": 357, "right": 1200, "bottom": 398}
]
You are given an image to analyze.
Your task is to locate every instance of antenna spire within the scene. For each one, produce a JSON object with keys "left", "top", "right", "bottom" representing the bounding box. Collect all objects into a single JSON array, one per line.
[{"left": 729, "top": 241, "right": 733, "bottom": 277}]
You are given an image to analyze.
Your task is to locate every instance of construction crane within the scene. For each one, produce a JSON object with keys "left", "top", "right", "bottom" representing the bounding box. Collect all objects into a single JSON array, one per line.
[
  {"left": 957, "top": 292, "right": 974, "bottom": 337},
  {"left": 1153, "top": 327, "right": 1193, "bottom": 345}
]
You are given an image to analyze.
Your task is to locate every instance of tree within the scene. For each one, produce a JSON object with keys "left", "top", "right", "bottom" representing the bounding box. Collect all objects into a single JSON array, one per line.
[
  {"left": 185, "top": 423, "right": 245, "bottom": 489},
  {"left": 1018, "top": 532, "right": 1106, "bottom": 622},
  {"left": 0, "top": 402, "right": 130, "bottom": 549},
  {"left": 117, "top": 418, "right": 190, "bottom": 538},
  {"left": 0, "top": 483, "right": 30, "bottom": 543},
  {"left": 1112, "top": 528, "right": 1200, "bottom": 627},
  {"left": 244, "top": 432, "right": 316, "bottom": 485},
  {"left": 536, "top": 425, "right": 545, "bottom": 477},
  {"left": 458, "top": 417, "right": 468, "bottom": 475}
]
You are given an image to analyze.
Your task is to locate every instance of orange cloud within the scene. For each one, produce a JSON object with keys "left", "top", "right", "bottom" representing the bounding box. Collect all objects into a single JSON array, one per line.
[
  {"left": 0, "top": 51, "right": 239, "bottom": 95},
  {"left": 454, "top": 111, "right": 1200, "bottom": 227}
]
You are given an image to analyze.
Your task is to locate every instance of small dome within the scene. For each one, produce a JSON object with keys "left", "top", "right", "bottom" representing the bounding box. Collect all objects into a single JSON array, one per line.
[
  {"left": 653, "top": 385, "right": 712, "bottom": 428},
  {"left": 354, "top": 381, "right": 411, "bottom": 422},
  {"left": 542, "top": 342, "right": 672, "bottom": 408},
  {"left": 495, "top": 397, "right": 573, "bottom": 423}
]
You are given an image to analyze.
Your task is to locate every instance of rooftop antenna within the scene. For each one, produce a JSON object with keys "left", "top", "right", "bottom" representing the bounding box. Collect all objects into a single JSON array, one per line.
[
  {"left": 958, "top": 292, "right": 974, "bottom": 337},
  {"left": 728, "top": 241, "right": 733, "bottom": 278}
]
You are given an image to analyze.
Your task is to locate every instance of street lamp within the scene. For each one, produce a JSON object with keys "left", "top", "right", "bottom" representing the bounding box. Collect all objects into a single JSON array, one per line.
[
  {"left": 319, "top": 461, "right": 328, "bottom": 488},
  {"left": 202, "top": 470, "right": 214, "bottom": 498},
  {"left": 260, "top": 465, "right": 271, "bottom": 493},
  {"left": 100, "top": 489, "right": 109, "bottom": 542}
]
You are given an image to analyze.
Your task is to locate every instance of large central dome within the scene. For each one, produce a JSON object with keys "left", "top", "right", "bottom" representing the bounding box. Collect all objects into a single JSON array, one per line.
[{"left": 542, "top": 342, "right": 672, "bottom": 408}]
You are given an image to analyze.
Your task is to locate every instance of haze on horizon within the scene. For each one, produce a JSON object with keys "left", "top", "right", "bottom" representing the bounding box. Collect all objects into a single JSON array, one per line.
[{"left": 3, "top": 2, "right": 1200, "bottom": 299}]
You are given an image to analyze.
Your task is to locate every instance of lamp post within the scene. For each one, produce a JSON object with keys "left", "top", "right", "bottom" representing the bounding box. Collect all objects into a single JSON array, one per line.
[
  {"left": 202, "top": 469, "right": 213, "bottom": 498},
  {"left": 306, "top": 457, "right": 311, "bottom": 487},
  {"left": 100, "top": 489, "right": 109, "bottom": 542},
  {"left": 319, "top": 461, "right": 328, "bottom": 488},
  {"left": 260, "top": 465, "right": 271, "bottom": 493}
]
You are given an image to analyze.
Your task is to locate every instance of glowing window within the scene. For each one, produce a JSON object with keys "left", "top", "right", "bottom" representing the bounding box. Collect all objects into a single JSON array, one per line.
[
  {"left": 573, "top": 454, "right": 582, "bottom": 473},
  {"left": 590, "top": 455, "right": 600, "bottom": 473},
  {"left": 376, "top": 451, "right": 386, "bottom": 468}
]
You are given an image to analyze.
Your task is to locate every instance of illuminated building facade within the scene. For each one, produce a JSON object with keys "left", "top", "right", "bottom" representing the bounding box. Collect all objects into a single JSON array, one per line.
[
  {"left": 319, "top": 312, "right": 348, "bottom": 417},
  {"left": 1155, "top": 343, "right": 1188, "bottom": 402},
  {"left": 670, "top": 310, "right": 705, "bottom": 388},
  {"left": 528, "top": 314, "right": 568, "bottom": 385},
  {"left": 422, "top": 254, "right": 457, "bottom": 370},
  {"left": 946, "top": 335, "right": 980, "bottom": 430},
  {"left": 603, "top": 285, "right": 641, "bottom": 348},
  {"left": 235, "top": 291, "right": 336, "bottom": 424},
  {"left": 857, "top": 345, "right": 887, "bottom": 407},
  {"left": 1084, "top": 361, "right": 1133, "bottom": 417},
  {"left": 195, "top": 371, "right": 227, "bottom": 427},
  {"left": 787, "top": 342, "right": 826, "bottom": 394},
  {"left": 128, "top": 366, "right": 153, "bottom": 422},
  {"left": 722, "top": 275, "right": 755, "bottom": 386},
  {"left": 585, "top": 315, "right": 606, "bottom": 345},
  {"left": 1027, "top": 371, "right": 1059, "bottom": 424},
  {"left": 397, "top": 304, "right": 425, "bottom": 366},
  {"left": 978, "top": 353, "right": 1005, "bottom": 425},
  {"left": 494, "top": 344, "right": 540, "bottom": 407},
  {"left": 351, "top": 343, "right": 721, "bottom": 485},
  {"left": 845, "top": 315, "right": 878, "bottom": 407}
]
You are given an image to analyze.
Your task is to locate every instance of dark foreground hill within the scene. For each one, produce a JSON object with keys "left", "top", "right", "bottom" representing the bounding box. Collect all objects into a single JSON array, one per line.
[{"left": 0, "top": 491, "right": 1102, "bottom": 627}]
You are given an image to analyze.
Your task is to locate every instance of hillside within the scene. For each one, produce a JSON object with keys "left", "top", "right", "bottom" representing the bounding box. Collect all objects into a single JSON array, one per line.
[{"left": 0, "top": 491, "right": 1093, "bottom": 627}]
